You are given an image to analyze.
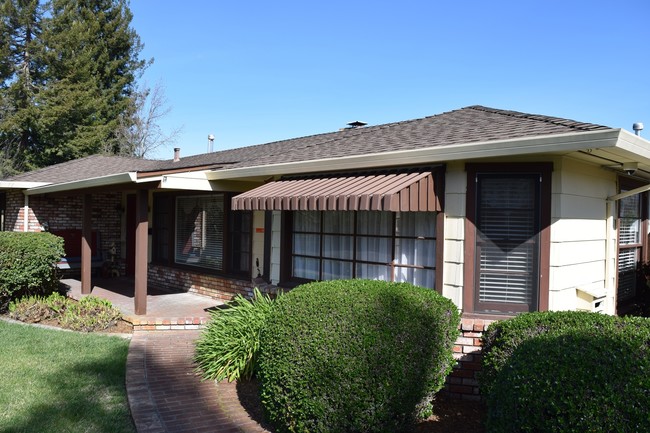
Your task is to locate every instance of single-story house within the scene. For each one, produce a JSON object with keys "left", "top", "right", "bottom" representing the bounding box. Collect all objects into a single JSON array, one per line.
[{"left": 2, "top": 105, "right": 649, "bottom": 322}]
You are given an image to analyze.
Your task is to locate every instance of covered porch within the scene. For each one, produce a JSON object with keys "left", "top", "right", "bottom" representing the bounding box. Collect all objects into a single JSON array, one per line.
[{"left": 62, "top": 277, "right": 222, "bottom": 330}]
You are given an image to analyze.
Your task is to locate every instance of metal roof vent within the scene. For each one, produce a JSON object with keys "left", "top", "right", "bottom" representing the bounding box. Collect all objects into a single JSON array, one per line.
[
  {"left": 208, "top": 134, "right": 215, "bottom": 152},
  {"left": 173, "top": 147, "right": 180, "bottom": 162},
  {"left": 347, "top": 120, "right": 367, "bottom": 129},
  {"left": 633, "top": 122, "right": 644, "bottom": 136}
]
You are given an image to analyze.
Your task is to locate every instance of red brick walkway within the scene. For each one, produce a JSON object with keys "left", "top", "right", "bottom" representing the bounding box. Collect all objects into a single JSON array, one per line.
[{"left": 126, "top": 330, "right": 270, "bottom": 433}]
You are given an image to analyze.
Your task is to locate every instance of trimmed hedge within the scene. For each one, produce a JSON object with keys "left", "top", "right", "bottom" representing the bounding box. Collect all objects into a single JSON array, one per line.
[
  {"left": 0, "top": 232, "right": 65, "bottom": 312},
  {"left": 257, "top": 280, "right": 460, "bottom": 433},
  {"left": 481, "top": 312, "right": 650, "bottom": 433},
  {"left": 195, "top": 288, "right": 276, "bottom": 382}
]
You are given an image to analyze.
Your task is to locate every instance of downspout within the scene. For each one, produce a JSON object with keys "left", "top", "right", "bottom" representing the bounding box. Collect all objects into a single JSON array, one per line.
[{"left": 23, "top": 195, "right": 29, "bottom": 232}]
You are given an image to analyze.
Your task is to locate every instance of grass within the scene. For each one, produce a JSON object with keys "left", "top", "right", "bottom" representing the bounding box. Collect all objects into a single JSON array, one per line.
[{"left": 0, "top": 320, "right": 135, "bottom": 433}]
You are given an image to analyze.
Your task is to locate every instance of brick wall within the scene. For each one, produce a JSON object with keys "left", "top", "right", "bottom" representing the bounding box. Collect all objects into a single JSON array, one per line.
[
  {"left": 148, "top": 264, "right": 256, "bottom": 302},
  {"left": 4, "top": 190, "right": 122, "bottom": 261},
  {"left": 444, "top": 317, "right": 496, "bottom": 400}
]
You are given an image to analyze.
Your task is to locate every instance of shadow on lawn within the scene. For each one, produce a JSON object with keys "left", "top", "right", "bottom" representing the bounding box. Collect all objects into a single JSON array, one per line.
[{"left": 7, "top": 336, "right": 135, "bottom": 433}]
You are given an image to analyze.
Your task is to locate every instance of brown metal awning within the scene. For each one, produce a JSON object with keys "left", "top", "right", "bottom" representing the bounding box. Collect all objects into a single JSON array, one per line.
[{"left": 231, "top": 170, "right": 443, "bottom": 212}]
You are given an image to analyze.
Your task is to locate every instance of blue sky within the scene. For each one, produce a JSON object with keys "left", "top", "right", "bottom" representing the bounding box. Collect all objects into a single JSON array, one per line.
[{"left": 129, "top": 1, "right": 650, "bottom": 158}]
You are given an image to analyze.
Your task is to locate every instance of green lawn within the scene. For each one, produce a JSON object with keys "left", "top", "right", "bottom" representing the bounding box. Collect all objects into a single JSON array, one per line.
[{"left": 0, "top": 320, "right": 135, "bottom": 433}]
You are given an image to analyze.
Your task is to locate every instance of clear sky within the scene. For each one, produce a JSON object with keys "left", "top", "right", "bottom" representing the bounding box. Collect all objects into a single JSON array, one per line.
[{"left": 129, "top": 0, "right": 650, "bottom": 159}]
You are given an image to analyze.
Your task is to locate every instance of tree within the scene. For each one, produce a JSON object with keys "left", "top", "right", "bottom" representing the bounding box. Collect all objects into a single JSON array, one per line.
[
  {"left": 0, "top": 0, "right": 46, "bottom": 173},
  {"left": 35, "top": 0, "right": 148, "bottom": 167},
  {"left": 0, "top": 0, "right": 149, "bottom": 172},
  {"left": 110, "top": 81, "right": 180, "bottom": 159}
]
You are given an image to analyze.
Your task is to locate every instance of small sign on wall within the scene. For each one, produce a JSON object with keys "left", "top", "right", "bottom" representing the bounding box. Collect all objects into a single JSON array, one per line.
[{"left": 255, "top": 227, "right": 264, "bottom": 233}]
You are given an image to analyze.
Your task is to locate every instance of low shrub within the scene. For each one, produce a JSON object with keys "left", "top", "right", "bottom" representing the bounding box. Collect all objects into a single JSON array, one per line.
[
  {"left": 195, "top": 288, "right": 276, "bottom": 382},
  {"left": 257, "top": 280, "right": 460, "bottom": 433},
  {"left": 482, "top": 312, "right": 650, "bottom": 433},
  {"left": 8, "top": 295, "right": 54, "bottom": 323},
  {"left": 59, "top": 296, "right": 122, "bottom": 332},
  {"left": 0, "top": 232, "right": 65, "bottom": 312},
  {"left": 9, "top": 293, "right": 122, "bottom": 333}
]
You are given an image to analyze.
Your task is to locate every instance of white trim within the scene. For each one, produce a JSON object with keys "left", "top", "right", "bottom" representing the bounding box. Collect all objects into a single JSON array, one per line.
[
  {"left": 159, "top": 172, "right": 261, "bottom": 192},
  {"left": 607, "top": 183, "right": 650, "bottom": 201},
  {"left": 0, "top": 181, "right": 50, "bottom": 189},
  {"left": 206, "top": 129, "right": 623, "bottom": 180},
  {"left": 23, "top": 172, "right": 141, "bottom": 195},
  {"left": 23, "top": 195, "right": 28, "bottom": 232}
]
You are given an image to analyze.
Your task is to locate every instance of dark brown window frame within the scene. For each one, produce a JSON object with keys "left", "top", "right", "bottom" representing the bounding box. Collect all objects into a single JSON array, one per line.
[
  {"left": 151, "top": 191, "right": 253, "bottom": 279},
  {"left": 463, "top": 162, "right": 552, "bottom": 315},
  {"left": 280, "top": 209, "right": 445, "bottom": 292},
  {"left": 615, "top": 176, "right": 649, "bottom": 310}
]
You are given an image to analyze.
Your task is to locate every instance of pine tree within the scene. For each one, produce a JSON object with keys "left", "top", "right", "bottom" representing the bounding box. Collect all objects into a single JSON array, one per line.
[
  {"left": 0, "top": 0, "right": 148, "bottom": 172},
  {"left": 0, "top": 0, "right": 45, "bottom": 175},
  {"left": 36, "top": 0, "right": 148, "bottom": 166}
]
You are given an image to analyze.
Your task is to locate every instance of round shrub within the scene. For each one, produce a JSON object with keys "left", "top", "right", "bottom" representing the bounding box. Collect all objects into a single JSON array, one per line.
[
  {"left": 482, "top": 312, "right": 650, "bottom": 433},
  {"left": 0, "top": 232, "right": 65, "bottom": 311},
  {"left": 257, "top": 280, "right": 460, "bottom": 433},
  {"left": 195, "top": 288, "right": 276, "bottom": 382},
  {"left": 481, "top": 311, "right": 620, "bottom": 395}
]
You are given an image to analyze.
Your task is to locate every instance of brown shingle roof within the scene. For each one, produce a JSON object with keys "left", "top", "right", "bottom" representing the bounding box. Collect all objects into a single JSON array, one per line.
[
  {"left": 3, "top": 106, "right": 611, "bottom": 185},
  {"left": 6, "top": 155, "right": 159, "bottom": 183}
]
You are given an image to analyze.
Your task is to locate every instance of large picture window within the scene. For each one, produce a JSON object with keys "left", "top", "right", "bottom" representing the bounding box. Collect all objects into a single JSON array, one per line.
[
  {"left": 152, "top": 192, "right": 252, "bottom": 277},
  {"left": 290, "top": 210, "right": 437, "bottom": 289},
  {"left": 176, "top": 195, "right": 224, "bottom": 269}
]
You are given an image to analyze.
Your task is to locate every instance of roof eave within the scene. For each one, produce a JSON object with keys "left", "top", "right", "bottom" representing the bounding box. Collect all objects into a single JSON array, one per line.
[
  {"left": 0, "top": 181, "right": 51, "bottom": 190},
  {"left": 206, "top": 129, "right": 624, "bottom": 180},
  {"left": 23, "top": 172, "right": 143, "bottom": 196}
]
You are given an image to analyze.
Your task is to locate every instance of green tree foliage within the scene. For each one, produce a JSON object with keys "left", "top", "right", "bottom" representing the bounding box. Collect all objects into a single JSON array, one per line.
[
  {"left": 0, "top": 0, "right": 148, "bottom": 173},
  {"left": 0, "top": 0, "right": 46, "bottom": 175}
]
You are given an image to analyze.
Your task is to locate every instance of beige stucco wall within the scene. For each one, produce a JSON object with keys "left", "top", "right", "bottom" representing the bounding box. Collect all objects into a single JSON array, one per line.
[
  {"left": 442, "top": 155, "right": 620, "bottom": 315},
  {"left": 441, "top": 161, "right": 466, "bottom": 308},
  {"left": 549, "top": 156, "right": 617, "bottom": 314},
  {"left": 265, "top": 156, "right": 622, "bottom": 315}
]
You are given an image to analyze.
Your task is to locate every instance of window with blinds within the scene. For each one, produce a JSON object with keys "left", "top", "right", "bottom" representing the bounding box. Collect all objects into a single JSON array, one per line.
[
  {"left": 475, "top": 174, "right": 540, "bottom": 313},
  {"left": 175, "top": 195, "right": 224, "bottom": 270},
  {"left": 617, "top": 192, "right": 642, "bottom": 302}
]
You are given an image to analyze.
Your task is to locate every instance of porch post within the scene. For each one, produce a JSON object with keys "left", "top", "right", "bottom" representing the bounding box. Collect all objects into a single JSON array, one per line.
[
  {"left": 134, "top": 189, "right": 149, "bottom": 315},
  {"left": 81, "top": 194, "right": 92, "bottom": 294}
]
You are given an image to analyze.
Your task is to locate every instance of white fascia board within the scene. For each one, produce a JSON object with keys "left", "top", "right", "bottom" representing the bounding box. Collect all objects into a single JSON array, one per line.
[
  {"left": 0, "top": 181, "right": 51, "bottom": 190},
  {"left": 160, "top": 171, "right": 261, "bottom": 192},
  {"left": 610, "top": 129, "right": 650, "bottom": 163},
  {"left": 205, "top": 129, "right": 622, "bottom": 180},
  {"left": 23, "top": 172, "right": 139, "bottom": 195}
]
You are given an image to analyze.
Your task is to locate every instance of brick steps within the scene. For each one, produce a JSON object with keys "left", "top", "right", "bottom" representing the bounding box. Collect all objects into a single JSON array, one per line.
[{"left": 125, "top": 315, "right": 211, "bottom": 331}]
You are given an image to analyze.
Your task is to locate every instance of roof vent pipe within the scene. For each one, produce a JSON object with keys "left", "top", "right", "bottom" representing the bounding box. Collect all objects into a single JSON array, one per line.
[
  {"left": 208, "top": 134, "right": 215, "bottom": 153},
  {"left": 633, "top": 122, "right": 644, "bottom": 136},
  {"left": 173, "top": 147, "right": 180, "bottom": 162}
]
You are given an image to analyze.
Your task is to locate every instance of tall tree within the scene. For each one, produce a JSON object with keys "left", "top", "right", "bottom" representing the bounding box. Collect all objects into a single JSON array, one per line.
[
  {"left": 0, "top": 0, "right": 148, "bottom": 172},
  {"left": 0, "top": 0, "right": 45, "bottom": 175},
  {"left": 36, "top": 0, "right": 148, "bottom": 166}
]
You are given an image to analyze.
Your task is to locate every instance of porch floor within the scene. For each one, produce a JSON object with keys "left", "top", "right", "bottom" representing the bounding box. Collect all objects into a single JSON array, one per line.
[{"left": 61, "top": 277, "right": 223, "bottom": 331}]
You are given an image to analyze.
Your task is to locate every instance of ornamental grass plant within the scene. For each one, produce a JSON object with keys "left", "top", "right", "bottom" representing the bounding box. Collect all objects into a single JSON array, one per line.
[{"left": 195, "top": 287, "right": 276, "bottom": 382}]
